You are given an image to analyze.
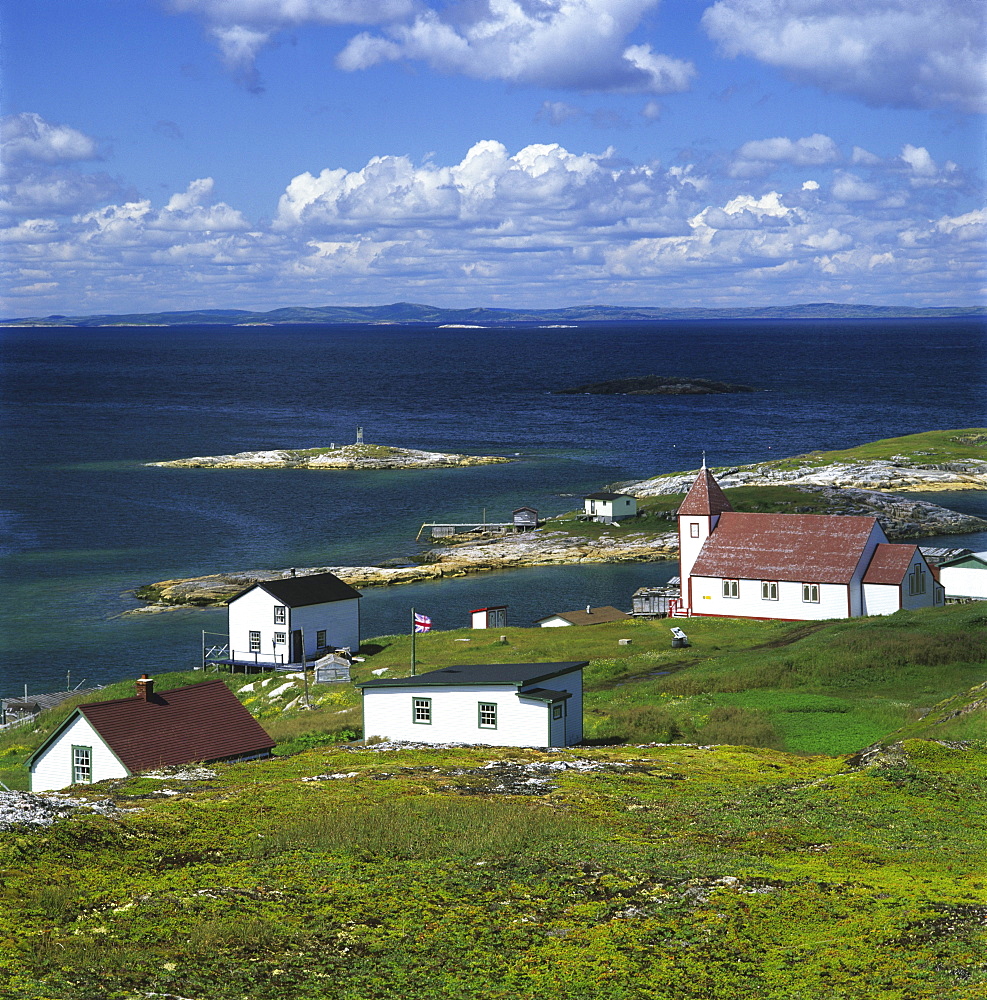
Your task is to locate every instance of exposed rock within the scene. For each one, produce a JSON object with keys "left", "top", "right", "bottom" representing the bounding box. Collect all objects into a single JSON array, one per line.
[
  {"left": 147, "top": 443, "right": 509, "bottom": 470},
  {"left": 628, "top": 458, "right": 987, "bottom": 495},
  {"left": 0, "top": 790, "right": 130, "bottom": 830}
]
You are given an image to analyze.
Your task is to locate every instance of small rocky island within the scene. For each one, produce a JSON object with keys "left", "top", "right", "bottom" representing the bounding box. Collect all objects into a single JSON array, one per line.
[
  {"left": 148, "top": 443, "right": 511, "bottom": 470},
  {"left": 555, "top": 375, "right": 757, "bottom": 395}
]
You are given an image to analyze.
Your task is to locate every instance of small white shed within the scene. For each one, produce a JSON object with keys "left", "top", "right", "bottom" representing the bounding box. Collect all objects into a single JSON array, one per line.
[
  {"left": 228, "top": 571, "right": 361, "bottom": 667},
  {"left": 470, "top": 605, "right": 507, "bottom": 629},
  {"left": 584, "top": 492, "right": 637, "bottom": 523},
  {"left": 534, "top": 606, "right": 630, "bottom": 628},
  {"left": 938, "top": 551, "right": 987, "bottom": 601},
  {"left": 359, "top": 661, "right": 586, "bottom": 747}
]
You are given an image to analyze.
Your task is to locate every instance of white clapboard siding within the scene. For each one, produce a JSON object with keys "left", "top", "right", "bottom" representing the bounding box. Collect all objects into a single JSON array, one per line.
[
  {"left": 30, "top": 714, "right": 128, "bottom": 793},
  {"left": 690, "top": 577, "right": 849, "bottom": 620},
  {"left": 939, "top": 564, "right": 987, "bottom": 600}
]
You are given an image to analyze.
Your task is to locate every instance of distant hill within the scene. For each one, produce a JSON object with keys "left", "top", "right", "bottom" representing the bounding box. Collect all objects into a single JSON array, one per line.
[{"left": 2, "top": 301, "right": 984, "bottom": 327}]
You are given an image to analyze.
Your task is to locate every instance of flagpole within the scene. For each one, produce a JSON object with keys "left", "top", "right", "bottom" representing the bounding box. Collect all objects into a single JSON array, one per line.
[{"left": 411, "top": 606, "right": 416, "bottom": 677}]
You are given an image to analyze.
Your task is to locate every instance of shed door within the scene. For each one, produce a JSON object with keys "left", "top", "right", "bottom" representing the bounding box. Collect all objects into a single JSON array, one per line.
[
  {"left": 549, "top": 701, "right": 566, "bottom": 747},
  {"left": 291, "top": 629, "right": 303, "bottom": 664}
]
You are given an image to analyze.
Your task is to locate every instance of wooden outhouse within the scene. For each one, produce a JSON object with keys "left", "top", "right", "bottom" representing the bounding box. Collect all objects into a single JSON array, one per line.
[
  {"left": 584, "top": 492, "right": 637, "bottom": 523},
  {"left": 359, "top": 661, "right": 586, "bottom": 747},
  {"left": 227, "top": 571, "right": 361, "bottom": 668},
  {"left": 513, "top": 507, "right": 539, "bottom": 530},
  {"left": 27, "top": 676, "right": 274, "bottom": 793}
]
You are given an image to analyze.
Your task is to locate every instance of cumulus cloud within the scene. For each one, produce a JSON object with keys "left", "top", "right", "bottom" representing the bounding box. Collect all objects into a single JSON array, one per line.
[
  {"left": 701, "top": 0, "right": 987, "bottom": 113},
  {"left": 730, "top": 133, "right": 840, "bottom": 177},
  {"left": 1, "top": 113, "right": 100, "bottom": 165},
  {"left": 334, "top": 0, "right": 695, "bottom": 93},
  {"left": 4, "top": 137, "right": 984, "bottom": 314}
]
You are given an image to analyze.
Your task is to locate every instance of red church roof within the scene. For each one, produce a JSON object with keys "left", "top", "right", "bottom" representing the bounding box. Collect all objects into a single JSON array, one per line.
[
  {"left": 677, "top": 467, "right": 734, "bottom": 517},
  {"left": 690, "top": 511, "right": 882, "bottom": 584},
  {"left": 77, "top": 679, "right": 274, "bottom": 774},
  {"left": 862, "top": 543, "right": 920, "bottom": 585}
]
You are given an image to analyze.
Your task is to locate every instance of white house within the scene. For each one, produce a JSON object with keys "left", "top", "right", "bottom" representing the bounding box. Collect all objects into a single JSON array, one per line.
[
  {"left": 27, "top": 676, "right": 274, "bottom": 793},
  {"left": 584, "top": 492, "right": 638, "bottom": 523},
  {"left": 938, "top": 551, "right": 987, "bottom": 601},
  {"left": 227, "top": 571, "right": 361, "bottom": 667},
  {"left": 677, "top": 465, "right": 944, "bottom": 620},
  {"left": 359, "top": 661, "right": 586, "bottom": 747},
  {"left": 535, "top": 606, "right": 630, "bottom": 627}
]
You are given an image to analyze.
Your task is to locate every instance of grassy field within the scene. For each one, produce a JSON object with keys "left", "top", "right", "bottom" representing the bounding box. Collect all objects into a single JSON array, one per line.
[
  {"left": 3, "top": 603, "right": 985, "bottom": 791},
  {"left": 2, "top": 737, "right": 985, "bottom": 999}
]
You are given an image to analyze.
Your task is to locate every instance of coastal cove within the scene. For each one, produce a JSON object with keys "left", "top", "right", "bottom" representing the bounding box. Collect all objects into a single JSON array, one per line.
[{"left": 1, "top": 318, "right": 985, "bottom": 696}]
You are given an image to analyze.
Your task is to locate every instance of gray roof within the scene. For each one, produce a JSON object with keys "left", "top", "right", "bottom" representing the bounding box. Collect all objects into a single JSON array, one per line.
[
  {"left": 584, "top": 492, "right": 633, "bottom": 501},
  {"left": 357, "top": 661, "right": 587, "bottom": 689}
]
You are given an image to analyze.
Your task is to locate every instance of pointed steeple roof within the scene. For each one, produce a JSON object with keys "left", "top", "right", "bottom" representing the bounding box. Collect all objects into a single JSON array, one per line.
[{"left": 677, "top": 465, "right": 733, "bottom": 516}]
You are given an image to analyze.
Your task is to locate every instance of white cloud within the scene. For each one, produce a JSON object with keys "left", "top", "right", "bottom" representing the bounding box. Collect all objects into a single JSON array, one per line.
[
  {"left": 802, "top": 180, "right": 819, "bottom": 191},
  {"left": 334, "top": 0, "right": 695, "bottom": 93},
  {"left": 701, "top": 0, "right": 987, "bottom": 113},
  {"left": 851, "top": 146, "right": 881, "bottom": 166},
  {"left": 1, "top": 113, "right": 99, "bottom": 165},
  {"left": 831, "top": 171, "right": 882, "bottom": 203},
  {"left": 4, "top": 138, "right": 983, "bottom": 314},
  {"left": 730, "top": 133, "right": 839, "bottom": 176}
]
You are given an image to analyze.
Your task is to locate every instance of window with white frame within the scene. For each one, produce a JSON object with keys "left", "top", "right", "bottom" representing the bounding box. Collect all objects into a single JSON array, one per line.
[
  {"left": 802, "top": 583, "right": 820, "bottom": 603},
  {"left": 274, "top": 632, "right": 286, "bottom": 645},
  {"left": 722, "top": 579, "right": 739, "bottom": 598},
  {"left": 316, "top": 629, "right": 327, "bottom": 649},
  {"left": 413, "top": 698, "right": 432, "bottom": 724},
  {"left": 908, "top": 564, "right": 927, "bottom": 595},
  {"left": 249, "top": 630, "right": 261, "bottom": 652},
  {"left": 761, "top": 581, "right": 779, "bottom": 601},
  {"left": 72, "top": 746, "right": 92, "bottom": 784},
  {"left": 478, "top": 702, "right": 497, "bottom": 728},
  {"left": 274, "top": 605, "right": 286, "bottom": 624},
  {"left": 690, "top": 522, "right": 700, "bottom": 538}
]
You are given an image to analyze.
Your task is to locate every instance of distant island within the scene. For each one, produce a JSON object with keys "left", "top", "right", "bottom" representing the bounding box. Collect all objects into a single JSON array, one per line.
[
  {"left": 556, "top": 375, "right": 757, "bottom": 395},
  {"left": 3, "top": 301, "right": 984, "bottom": 327},
  {"left": 148, "top": 443, "right": 510, "bottom": 471}
]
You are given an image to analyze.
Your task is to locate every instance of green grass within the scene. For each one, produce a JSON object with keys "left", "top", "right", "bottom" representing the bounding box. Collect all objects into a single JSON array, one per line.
[{"left": 2, "top": 739, "right": 985, "bottom": 999}]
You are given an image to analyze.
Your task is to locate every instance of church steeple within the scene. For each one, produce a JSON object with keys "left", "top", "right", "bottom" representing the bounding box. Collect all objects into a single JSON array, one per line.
[{"left": 677, "top": 464, "right": 733, "bottom": 517}]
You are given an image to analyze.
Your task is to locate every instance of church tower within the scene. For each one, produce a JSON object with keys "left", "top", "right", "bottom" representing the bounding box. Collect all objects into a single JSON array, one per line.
[{"left": 677, "top": 462, "right": 733, "bottom": 602}]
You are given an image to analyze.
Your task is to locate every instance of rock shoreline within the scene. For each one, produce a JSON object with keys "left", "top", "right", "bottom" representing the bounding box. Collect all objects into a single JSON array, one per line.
[
  {"left": 148, "top": 443, "right": 510, "bottom": 470},
  {"left": 625, "top": 457, "right": 987, "bottom": 494},
  {"left": 132, "top": 477, "right": 987, "bottom": 609}
]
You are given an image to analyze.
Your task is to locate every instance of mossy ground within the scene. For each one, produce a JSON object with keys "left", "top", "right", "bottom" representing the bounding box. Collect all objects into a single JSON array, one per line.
[{"left": 2, "top": 739, "right": 985, "bottom": 999}]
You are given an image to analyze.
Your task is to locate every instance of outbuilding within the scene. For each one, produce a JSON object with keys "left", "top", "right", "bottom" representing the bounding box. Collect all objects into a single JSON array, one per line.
[
  {"left": 227, "top": 571, "right": 361, "bottom": 667},
  {"left": 512, "top": 507, "right": 539, "bottom": 530},
  {"left": 470, "top": 605, "right": 508, "bottom": 629},
  {"left": 27, "top": 676, "right": 274, "bottom": 793},
  {"left": 583, "top": 492, "right": 638, "bottom": 523},
  {"left": 359, "top": 661, "right": 586, "bottom": 747},
  {"left": 938, "top": 551, "right": 987, "bottom": 601},
  {"left": 535, "top": 606, "right": 630, "bottom": 627}
]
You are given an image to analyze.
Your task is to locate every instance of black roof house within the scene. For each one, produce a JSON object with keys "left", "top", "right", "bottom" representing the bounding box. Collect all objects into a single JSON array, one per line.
[{"left": 232, "top": 571, "right": 362, "bottom": 607}]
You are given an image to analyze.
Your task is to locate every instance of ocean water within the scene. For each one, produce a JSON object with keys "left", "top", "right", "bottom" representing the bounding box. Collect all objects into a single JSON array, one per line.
[{"left": 1, "top": 318, "right": 985, "bottom": 697}]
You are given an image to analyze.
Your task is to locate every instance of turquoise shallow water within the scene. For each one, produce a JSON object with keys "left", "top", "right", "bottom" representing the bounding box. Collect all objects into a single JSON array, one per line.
[{"left": 1, "top": 319, "right": 985, "bottom": 696}]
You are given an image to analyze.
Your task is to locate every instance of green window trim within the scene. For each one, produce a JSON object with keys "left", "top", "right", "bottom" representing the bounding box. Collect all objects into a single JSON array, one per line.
[
  {"left": 413, "top": 697, "right": 432, "bottom": 725},
  {"left": 478, "top": 702, "right": 497, "bottom": 729},
  {"left": 72, "top": 745, "right": 92, "bottom": 784},
  {"left": 552, "top": 704, "right": 564, "bottom": 720}
]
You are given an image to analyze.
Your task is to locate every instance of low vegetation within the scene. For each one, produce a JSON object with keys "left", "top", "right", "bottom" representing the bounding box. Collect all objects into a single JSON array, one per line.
[{"left": 3, "top": 603, "right": 986, "bottom": 997}]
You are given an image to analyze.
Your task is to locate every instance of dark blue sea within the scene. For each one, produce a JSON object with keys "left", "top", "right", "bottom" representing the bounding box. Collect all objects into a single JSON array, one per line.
[{"left": 2, "top": 319, "right": 985, "bottom": 698}]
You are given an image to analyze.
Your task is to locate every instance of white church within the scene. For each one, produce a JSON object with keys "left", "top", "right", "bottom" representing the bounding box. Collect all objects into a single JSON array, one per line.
[{"left": 675, "top": 465, "right": 944, "bottom": 620}]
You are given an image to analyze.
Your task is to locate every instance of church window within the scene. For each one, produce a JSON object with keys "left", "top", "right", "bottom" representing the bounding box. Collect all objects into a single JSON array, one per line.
[
  {"left": 908, "top": 564, "right": 927, "bottom": 595},
  {"left": 722, "top": 579, "right": 739, "bottom": 598},
  {"left": 690, "top": 523, "right": 700, "bottom": 538},
  {"left": 761, "top": 581, "right": 778, "bottom": 600},
  {"left": 802, "top": 583, "right": 820, "bottom": 603}
]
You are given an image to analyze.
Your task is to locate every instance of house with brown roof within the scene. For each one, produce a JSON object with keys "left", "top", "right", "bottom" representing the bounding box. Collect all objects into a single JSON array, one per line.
[
  {"left": 27, "top": 676, "right": 274, "bottom": 792},
  {"left": 677, "top": 464, "right": 943, "bottom": 620},
  {"left": 227, "top": 570, "right": 361, "bottom": 668},
  {"left": 534, "top": 605, "right": 630, "bottom": 627}
]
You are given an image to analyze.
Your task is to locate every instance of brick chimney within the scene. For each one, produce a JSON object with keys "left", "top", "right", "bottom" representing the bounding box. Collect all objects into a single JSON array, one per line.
[{"left": 136, "top": 674, "right": 154, "bottom": 700}]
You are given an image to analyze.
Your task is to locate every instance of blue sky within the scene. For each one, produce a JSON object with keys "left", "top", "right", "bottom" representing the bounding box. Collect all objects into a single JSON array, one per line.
[{"left": 2, "top": 0, "right": 984, "bottom": 315}]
